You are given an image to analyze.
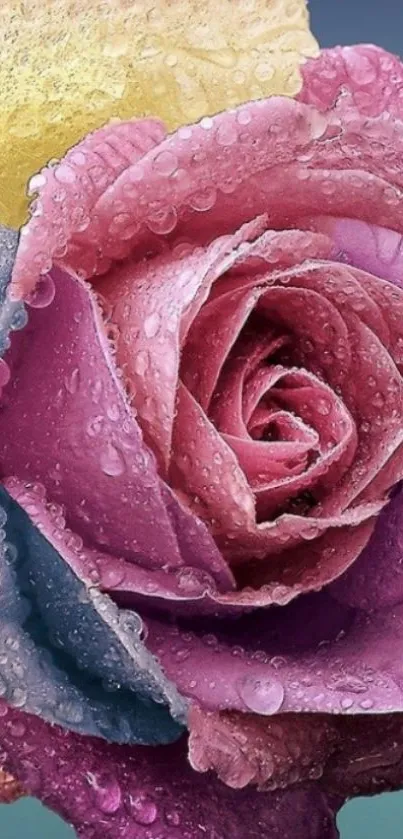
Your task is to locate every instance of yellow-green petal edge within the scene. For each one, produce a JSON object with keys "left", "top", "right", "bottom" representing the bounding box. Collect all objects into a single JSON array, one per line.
[{"left": 0, "top": 0, "right": 318, "bottom": 228}]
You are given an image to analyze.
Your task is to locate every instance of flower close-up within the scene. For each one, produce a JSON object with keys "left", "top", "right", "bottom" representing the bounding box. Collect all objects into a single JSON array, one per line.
[{"left": 1, "top": 1, "right": 403, "bottom": 837}]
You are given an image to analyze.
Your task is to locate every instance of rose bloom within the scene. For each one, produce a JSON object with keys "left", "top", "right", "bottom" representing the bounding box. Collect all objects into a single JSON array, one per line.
[{"left": 1, "top": 44, "right": 403, "bottom": 838}]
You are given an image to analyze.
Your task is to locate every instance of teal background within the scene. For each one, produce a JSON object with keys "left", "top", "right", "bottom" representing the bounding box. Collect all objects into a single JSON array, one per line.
[{"left": 1, "top": 0, "right": 403, "bottom": 836}]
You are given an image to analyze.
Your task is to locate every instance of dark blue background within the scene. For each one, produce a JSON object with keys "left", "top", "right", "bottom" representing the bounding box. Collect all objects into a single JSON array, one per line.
[{"left": 1, "top": 1, "right": 403, "bottom": 836}]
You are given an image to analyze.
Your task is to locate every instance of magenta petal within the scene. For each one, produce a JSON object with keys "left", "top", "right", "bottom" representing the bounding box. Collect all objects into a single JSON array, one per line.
[
  {"left": 330, "top": 489, "right": 403, "bottom": 610},
  {"left": 0, "top": 704, "right": 341, "bottom": 839},
  {"left": 0, "top": 269, "right": 232, "bottom": 590},
  {"left": 145, "top": 595, "right": 403, "bottom": 716},
  {"left": 1, "top": 269, "right": 182, "bottom": 569}
]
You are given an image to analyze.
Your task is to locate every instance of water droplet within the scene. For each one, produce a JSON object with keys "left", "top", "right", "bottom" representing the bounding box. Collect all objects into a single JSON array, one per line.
[
  {"left": 216, "top": 122, "right": 238, "bottom": 146},
  {"left": 9, "top": 721, "right": 26, "bottom": 738},
  {"left": 189, "top": 187, "right": 217, "bottom": 212},
  {"left": 238, "top": 675, "right": 284, "bottom": 715},
  {"left": 255, "top": 62, "right": 274, "bottom": 82},
  {"left": 316, "top": 398, "right": 331, "bottom": 416},
  {"left": 200, "top": 116, "right": 214, "bottom": 130},
  {"left": 371, "top": 391, "right": 385, "bottom": 408},
  {"left": 0, "top": 359, "right": 10, "bottom": 388},
  {"left": 9, "top": 687, "right": 27, "bottom": 708},
  {"left": 340, "top": 697, "right": 354, "bottom": 710},
  {"left": 101, "top": 566, "right": 126, "bottom": 589},
  {"left": 55, "top": 164, "right": 76, "bottom": 184},
  {"left": 165, "top": 809, "right": 181, "bottom": 826},
  {"left": 87, "top": 416, "right": 104, "bottom": 437},
  {"left": 100, "top": 443, "right": 125, "bottom": 477},
  {"left": 55, "top": 700, "right": 84, "bottom": 725},
  {"left": 28, "top": 173, "right": 47, "bottom": 194},
  {"left": 129, "top": 794, "right": 157, "bottom": 825},
  {"left": 64, "top": 367, "right": 80, "bottom": 395},
  {"left": 327, "top": 673, "right": 368, "bottom": 694},
  {"left": 153, "top": 150, "right": 178, "bottom": 176},
  {"left": 10, "top": 306, "right": 28, "bottom": 331},
  {"left": 106, "top": 403, "right": 120, "bottom": 422},
  {"left": 134, "top": 350, "right": 149, "bottom": 376},
  {"left": 146, "top": 205, "right": 178, "bottom": 235},
  {"left": 144, "top": 312, "right": 161, "bottom": 338},
  {"left": 360, "top": 698, "right": 374, "bottom": 710},
  {"left": 165, "top": 53, "right": 178, "bottom": 68},
  {"left": 26, "top": 275, "right": 55, "bottom": 308},
  {"left": 88, "top": 773, "right": 122, "bottom": 814}
]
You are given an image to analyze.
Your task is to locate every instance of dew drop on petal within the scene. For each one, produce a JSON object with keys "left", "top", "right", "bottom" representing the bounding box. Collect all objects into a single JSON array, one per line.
[
  {"left": 0, "top": 359, "right": 10, "bottom": 388},
  {"left": 26, "top": 274, "right": 55, "bottom": 308},
  {"left": 8, "top": 687, "right": 27, "bottom": 708},
  {"left": 189, "top": 187, "right": 217, "bottom": 212},
  {"left": 146, "top": 205, "right": 178, "bottom": 235},
  {"left": 27, "top": 173, "right": 47, "bottom": 194},
  {"left": 101, "top": 566, "right": 126, "bottom": 589},
  {"left": 165, "top": 809, "right": 181, "bottom": 826},
  {"left": 100, "top": 443, "right": 125, "bottom": 477},
  {"left": 237, "top": 675, "right": 284, "bottom": 715},
  {"left": 64, "top": 367, "right": 80, "bottom": 395},
  {"left": 88, "top": 773, "right": 122, "bottom": 814},
  {"left": 129, "top": 794, "right": 157, "bottom": 825},
  {"left": 144, "top": 313, "right": 161, "bottom": 339},
  {"left": 153, "top": 150, "right": 178, "bottom": 176},
  {"left": 10, "top": 306, "right": 28, "bottom": 331}
]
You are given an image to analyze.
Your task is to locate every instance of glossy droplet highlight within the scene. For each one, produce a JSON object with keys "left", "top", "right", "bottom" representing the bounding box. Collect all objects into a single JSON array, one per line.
[
  {"left": 238, "top": 675, "right": 284, "bottom": 715},
  {"left": 100, "top": 443, "right": 125, "bottom": 477},
  {"left": 189, "top": 187, "right": 217, "bottom": 212},
  {"left": 26, "top": 274, "right": 55, "bottom": 308},
  {"left": 0, "top": 359, "right": 10, "bottom": 388},
  {"left": 146, "top": 205, "right": 178, "bottom": 235},
  {"left": 144, "top": 312, "right": 161, "bottom": 339},
  {"left": 129, "top": 794, "right": 157, "bottom": 825},
  {"left": 153, "top": 150, "right": 178, "bottom": 176},
  {"left": 87, "top": 773, "right": 122, "bottom": 814},
  {"left": 64, "top": 368, "right": 80, "bottom": 395}
]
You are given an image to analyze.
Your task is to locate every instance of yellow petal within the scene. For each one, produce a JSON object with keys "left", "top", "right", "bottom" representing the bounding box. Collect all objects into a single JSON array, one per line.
[{"left": 0, "top": 0, "right": 318, "bottom": 228}]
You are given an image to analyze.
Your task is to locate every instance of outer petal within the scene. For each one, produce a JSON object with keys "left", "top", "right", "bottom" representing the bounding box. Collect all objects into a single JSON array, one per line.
[
  {"left": 189, "top": 707, "right": 403, "bottom": 802},
  {"left": 145, "top": 592, "right": 403, "bottom": 716},
  {"left": 189, "top": 707, "right": 338, "bottom": 790},
  {"left": 0, "top": 266, "right": 233, "bottom": 590},
  {"left": 0, "top": 703, "right": 341, "bottom": 839},
  {"left": 11, "top": 77, "right": 403, "bottom": 298},
  {"left": 0, "top": 484, "right": 185, "bottom": 744}
]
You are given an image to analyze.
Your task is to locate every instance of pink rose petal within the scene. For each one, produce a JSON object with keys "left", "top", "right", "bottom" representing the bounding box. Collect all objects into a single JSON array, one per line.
[
  {"left": 95, "top": 219, "right": 265, "bottom": 473},
  {"left": 11, "top": 55, "right": 403, "bottom": 300},
  {"left": 0, "top": 269, "right": 233, "bottom": 590}
]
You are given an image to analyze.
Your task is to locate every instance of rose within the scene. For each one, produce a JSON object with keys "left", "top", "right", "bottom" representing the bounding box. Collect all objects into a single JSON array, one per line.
[{"left": 1, "top": 43, "right": 403, "bottom": 838}]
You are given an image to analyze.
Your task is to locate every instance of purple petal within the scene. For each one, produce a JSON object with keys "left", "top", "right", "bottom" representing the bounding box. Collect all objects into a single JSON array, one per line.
[
  {"left": 331, "top": 489, "right": 403, "bottom": 610},
  {"left": 145, "top": 590, "right": 403, "bottom": 715},
  {"left": 0, "top": 703, "right": 341, "bottom": 838}
]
